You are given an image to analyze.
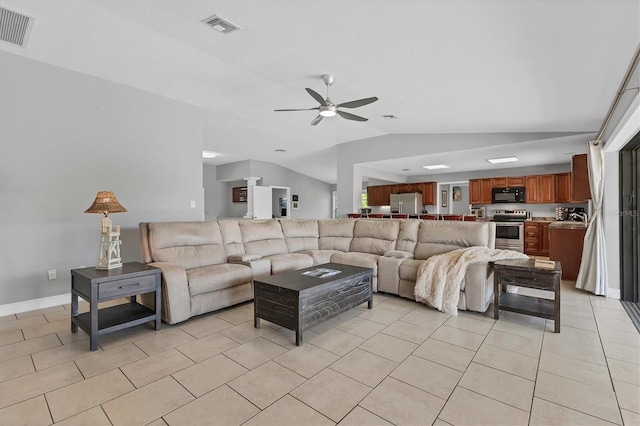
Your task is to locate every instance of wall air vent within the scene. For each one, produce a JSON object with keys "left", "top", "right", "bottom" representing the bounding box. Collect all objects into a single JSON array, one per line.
[
  {"left": 0, "top": 7, "right": 34, "bottom": 48},
  {"left": 201, "top": 14, "right": 241, "bottom": 35}
]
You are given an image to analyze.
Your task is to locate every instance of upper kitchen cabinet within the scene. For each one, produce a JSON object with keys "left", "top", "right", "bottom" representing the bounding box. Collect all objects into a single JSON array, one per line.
[
  {"left": 491, "top": 176, "right": 525, "bottom": 187},
  {"left": 392, "top": 183, "right": 423, "bottom": 194},
  {"left": 367, "top": 185, "right": 392, "bottom": 206},
  {"left": 526, "top": 174, "right": 557, "bottom": 203},
  {"left": 555, "top": 172, "right": 572, "bottom": 203},
  {"left": 421, "top": 182, "right": 436, "bottom": 205},
  {"left": 572, "top": 154, "right": 591, "bottom": 202},
  {"left": 469, "top": 178, "right": 492, "bottom": 204}
]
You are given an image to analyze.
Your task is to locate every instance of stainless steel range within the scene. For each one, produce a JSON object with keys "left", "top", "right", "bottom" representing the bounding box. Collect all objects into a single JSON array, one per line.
[{"left": 492, "top": 210, "right": 527, "bottom": 253}]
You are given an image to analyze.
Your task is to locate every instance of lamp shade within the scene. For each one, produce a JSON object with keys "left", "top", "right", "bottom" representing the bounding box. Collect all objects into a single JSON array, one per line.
[{"left": 84, "top": 191, "right": 127, "bottom": 215}]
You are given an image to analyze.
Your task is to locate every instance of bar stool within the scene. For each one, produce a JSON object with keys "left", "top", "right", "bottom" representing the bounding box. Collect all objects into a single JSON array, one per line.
[
  {"left": 347, "top": 213, "right": 362, "bottom": 218},
  {"left": 419, "top": 214, "right": 440, "bottom": 220},
  {"left": 443, "top": 215, "right": 464, "bottom": 221},
  {"left": 368, "top": 213, "right": 385, "bottom": 218},
  {"left": 391, "top": 214, "right": 409, "bottom": 219}
]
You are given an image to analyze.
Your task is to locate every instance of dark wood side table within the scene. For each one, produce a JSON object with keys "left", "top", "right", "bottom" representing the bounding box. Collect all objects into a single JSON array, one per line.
[
  {"left": 71, "top": 262, "right": 161, "bottom": 350},
  {"left": 493, "top": 259, "right": 562, "bottom": 333}
]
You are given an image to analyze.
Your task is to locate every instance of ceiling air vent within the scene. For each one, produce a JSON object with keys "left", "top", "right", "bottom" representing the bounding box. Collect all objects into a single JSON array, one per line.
[
  {"left": 0, "top": 7, "right": 34, "bottom": 48},
  {"left": 201, "top": 14, "right": 241, "bottom": 35}
]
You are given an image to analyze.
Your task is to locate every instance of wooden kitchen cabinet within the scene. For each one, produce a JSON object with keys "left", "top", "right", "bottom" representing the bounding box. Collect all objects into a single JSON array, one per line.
[
  {"left": 524, "top": 221, "right": 551, "bottom": 256},
  {"left": 555, "top": 172, "right": 572, "bottom": 203},
  {"left": 366, "top": 185, "right": 392, "bottom": 206},
  {"left": 392, "top": 183, "right": 423, "bottom": 194},
  {"left": 492, "top": 176, "right": 525, "bottom": 187},
  {"left": 508, "top": 176, "right": 525, "bottom": 186},
  {"left": 572, "top": 154, "right": 591, "bottom": 202},
  {"left": 524, "top": 223, "right": 539, "bottom": 255},
  {"left": 526, "top": 174, "right": 557, "bottom": 203},
  {"left": 539, "top": 222, "right": 550, "bottom": 256},
  {"left": 232, "top": 187, "right": 248, "bottom": 202},
  {"left": 421, "top": 182, "right": 436, "bottom": 205},
  {"left": 550, "top": 226, "right": 586, "bottom": 279},
  {"left": 469, "top": 178, "right": 492, "bottom": 204}
]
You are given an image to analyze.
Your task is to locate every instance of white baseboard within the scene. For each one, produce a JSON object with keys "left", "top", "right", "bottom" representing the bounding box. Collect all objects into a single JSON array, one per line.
[
  {"left": 0, "top": 293, "right": 71, "bottom": 317},
  {"left": 608, "top": 288, "right": 621, "bottom": 299}
]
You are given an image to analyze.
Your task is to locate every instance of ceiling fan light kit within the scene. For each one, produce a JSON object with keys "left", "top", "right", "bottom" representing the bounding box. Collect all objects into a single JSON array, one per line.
[{"left": 275, "top": 74, "right": 378, "bottom": 125}]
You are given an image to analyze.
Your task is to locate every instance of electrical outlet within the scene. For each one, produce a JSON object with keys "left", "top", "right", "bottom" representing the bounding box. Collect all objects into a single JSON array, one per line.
[{"left": 47, "top": 269, "right": 57, "bottom": 280}]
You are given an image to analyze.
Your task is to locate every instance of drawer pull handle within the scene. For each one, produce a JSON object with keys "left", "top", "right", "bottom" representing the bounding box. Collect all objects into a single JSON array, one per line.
[{"left": 118, "top": 283, "right": 140, "bottom": 290}]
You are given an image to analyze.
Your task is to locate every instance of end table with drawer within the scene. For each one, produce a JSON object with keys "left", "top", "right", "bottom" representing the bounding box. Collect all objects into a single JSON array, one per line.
[
  {"left": 71, "top": 262, "right": 161, "bottom": 350},
  {"left": 493, "top": 258, "right": 562, "bottom": 333}
]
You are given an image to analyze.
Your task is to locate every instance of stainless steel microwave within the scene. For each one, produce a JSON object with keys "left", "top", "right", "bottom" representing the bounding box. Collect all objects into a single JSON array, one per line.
[{"left": 491, "top": 187, "right": 526, "bottom": 204}]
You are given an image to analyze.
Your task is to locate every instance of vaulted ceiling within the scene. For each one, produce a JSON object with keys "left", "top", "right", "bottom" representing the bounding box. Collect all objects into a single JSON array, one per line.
[{"left": 1, "top": 0, "right": 638, "bottom": 183}]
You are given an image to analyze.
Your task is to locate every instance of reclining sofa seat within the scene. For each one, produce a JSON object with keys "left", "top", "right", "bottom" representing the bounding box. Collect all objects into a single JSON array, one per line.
[
  {"left": 139, "top": 218, "right": 497, "bottom": 324},
  {"left": 379, "top": 220, "right": 496, "bottom": 312},
  {"left": 139, "top": 221, "right": 254, "bottom": 324}
]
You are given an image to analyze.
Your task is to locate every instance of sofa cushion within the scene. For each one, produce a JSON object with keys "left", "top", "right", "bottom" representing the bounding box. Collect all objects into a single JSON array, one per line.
[
  {"left": 148, "top": 221, "right": 226, "bottom": 269},
  {"left": 298, "top": 249, "right": 343, "bottom": 266},
  {"left": 349, "top": 219, "right": 399, "bottom": 255},
  {"left": 218, "top": 220, "right": 246, "bottom": 256},
  {"left": 280, "top": 219, "right": 320, "bottom": 252},
  {"left": 318, "top": 219, "right": 355, "bottom": 251},
  {"left": 239, "top": 220, "right": 288, "bottom": 256},
  {"left": 266, "top": 253, "right": 314, "bottom": 274},
  {"left": 414, "top": 221, "right": 490, "bottom": 260},
  {"left": 331, "top": 252, "right": 380, "bottom": 273},
  {"left": 186, "top": 263, "right": 253, "bottom": 296},
  {"left": 395, "top": 219, "right": 421, "bottom": 253}
]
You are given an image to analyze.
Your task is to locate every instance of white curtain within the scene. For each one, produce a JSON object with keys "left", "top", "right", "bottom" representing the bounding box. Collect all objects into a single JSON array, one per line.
[{"left": 576, "top": 141, "right": 608, "bottom": 295}]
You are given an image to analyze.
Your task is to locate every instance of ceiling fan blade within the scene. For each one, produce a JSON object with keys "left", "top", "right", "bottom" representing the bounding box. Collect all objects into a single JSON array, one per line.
[
  {"left": 310, "top": 115, "right": 324, "bottom": 126},
  {"left": 336, "top": 97, "right": 379, "bottom": 109},
  {"left": 305, "top": 88, "right": 327, "bottom": 106},
  {"left": 274, "top": 107, "right": 319, "bottom": 112},
  {"left": 337, "top": 110, "right": 368, "bottom": 122}
]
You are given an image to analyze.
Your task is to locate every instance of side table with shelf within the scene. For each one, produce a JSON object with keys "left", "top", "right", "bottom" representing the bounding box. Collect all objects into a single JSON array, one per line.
[
  {"left": 493, "top": 259, "right": 562, "bottom": 333},
  {"left": 71, "top": 262, "right": 161, "bottom": 350}
]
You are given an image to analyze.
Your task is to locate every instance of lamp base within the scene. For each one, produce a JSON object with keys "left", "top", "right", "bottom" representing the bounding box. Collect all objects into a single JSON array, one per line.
[
  {"left": 96, "top": 226, "right": 123, "bottom": 270},
  {"left": 96, "top": 259, "right": 123, "bottom": 270}
]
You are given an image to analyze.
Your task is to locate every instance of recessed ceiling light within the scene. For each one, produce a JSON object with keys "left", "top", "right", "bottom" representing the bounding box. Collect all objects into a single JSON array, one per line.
[
  {"left": 275, "top": 149, "right": 287, "bottom": 152},
  {"left": 382, "top": 115, "right": 399, "bottom": 119},
  {"left": 422, "top": 164, "right": 449, "bottom": 170},
  {"left": 202, "top": 150, "right": 217, "bottom": 158},
  {"left": 486, "top": 156, "right": 519, "bottom": 164},
  {"left": 401, "top": 168, "right": 410, "bottom": 171}
]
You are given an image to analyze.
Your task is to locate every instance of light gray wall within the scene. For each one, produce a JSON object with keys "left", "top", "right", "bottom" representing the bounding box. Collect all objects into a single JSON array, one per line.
[
  {"left": 0, "top": 52, "right": 204, "bottom": 305},
  {"left": 203, "top": 165, "right": 226, "bottom": 220},
  {"left": 213, "top": 160, "right": 333, "bottom": 219},
  {"left": 449, "top": 184, "right": 469, "bottom": 215}
]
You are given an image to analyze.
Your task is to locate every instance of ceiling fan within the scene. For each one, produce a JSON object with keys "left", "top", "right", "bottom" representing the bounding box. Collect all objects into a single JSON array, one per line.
[{"left": 275, "top": 74, "right": 378, "bottom": 125}]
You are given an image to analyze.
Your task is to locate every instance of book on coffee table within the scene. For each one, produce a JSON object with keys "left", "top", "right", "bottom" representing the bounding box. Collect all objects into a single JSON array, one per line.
[
  {"left": 302, "top": 268, "right": 342, "bottom": 278},
  {"left": 534, "top": 259, "right": 556, "bottom": 269}
]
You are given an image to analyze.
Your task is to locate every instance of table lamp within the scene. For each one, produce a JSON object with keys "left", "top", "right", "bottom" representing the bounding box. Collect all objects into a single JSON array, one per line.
[{"left": 84, "top": 191, "right": 127, "bottom": 269}]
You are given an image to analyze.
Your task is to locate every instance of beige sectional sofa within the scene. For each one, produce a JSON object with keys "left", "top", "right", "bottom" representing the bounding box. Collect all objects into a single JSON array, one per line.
[{"left": 139, "top": 218, "right": 496, "bottom": 324}]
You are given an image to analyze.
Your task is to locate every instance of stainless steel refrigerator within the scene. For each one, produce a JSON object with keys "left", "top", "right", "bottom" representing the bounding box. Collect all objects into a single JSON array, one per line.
[{"left": 390, "top": 193, "right": 423, "bottom": 214}]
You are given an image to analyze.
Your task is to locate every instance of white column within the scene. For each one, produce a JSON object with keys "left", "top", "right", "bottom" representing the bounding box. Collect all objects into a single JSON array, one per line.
[{"left": 243, "top": 177, "right": 261, "bottom": 219}]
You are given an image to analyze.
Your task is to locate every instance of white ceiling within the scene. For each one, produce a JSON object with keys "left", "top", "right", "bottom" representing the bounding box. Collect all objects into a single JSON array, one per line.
[{"left": 1, "top": 0, "right": 638, "bottom": 183}]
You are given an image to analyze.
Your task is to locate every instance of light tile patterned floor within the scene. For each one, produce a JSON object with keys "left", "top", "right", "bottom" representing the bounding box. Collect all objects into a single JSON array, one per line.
[{"left": 1, "top": 280, "right": 639, "bottom": 425}]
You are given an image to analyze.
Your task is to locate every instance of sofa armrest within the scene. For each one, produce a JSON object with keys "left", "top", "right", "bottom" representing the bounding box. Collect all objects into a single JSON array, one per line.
[
  {"left": 383, "top": 250, "right": 414, "bottom": 259},
  {"left": 138, "top": 261, "right": 191, "bottom": 325},
  {"left": 228, "top": 254, "right": 262, "bottom": 262},
  {"left": 228, "top": 255, "right": 271, "bottom": 280}
]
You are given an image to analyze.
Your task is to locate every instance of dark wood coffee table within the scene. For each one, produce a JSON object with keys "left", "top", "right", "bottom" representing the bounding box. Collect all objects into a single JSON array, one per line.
[{"left": 253, "top": 263, "right": 373, "bottom": 345}]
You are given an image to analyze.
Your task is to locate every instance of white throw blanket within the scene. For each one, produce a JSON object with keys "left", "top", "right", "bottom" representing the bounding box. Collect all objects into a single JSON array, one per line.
[{"left": 414, "top": 247, "right": 529, "bottom": 315}]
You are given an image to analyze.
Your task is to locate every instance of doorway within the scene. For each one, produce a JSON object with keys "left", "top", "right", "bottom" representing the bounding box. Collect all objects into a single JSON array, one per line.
[
  {"left": 271, "top": 186, "right": 291, "bottom": 219},
  {"left": 620, "top": 131, "right": 639, "bottom": 303}
]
